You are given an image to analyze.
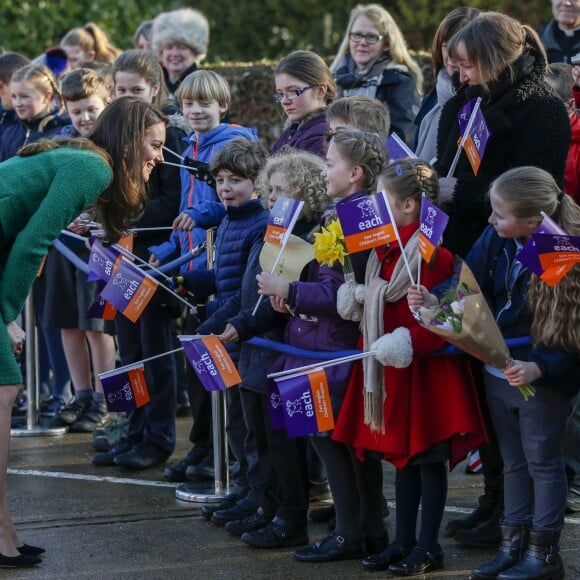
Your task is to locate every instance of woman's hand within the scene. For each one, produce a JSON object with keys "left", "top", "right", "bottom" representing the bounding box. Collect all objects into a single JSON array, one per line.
[
  {"left": 7, "top": 321, "right": 25, "bottom": 356},
  {"left": 218, "top": 323, "right": 239, "bottom": 343},
  {"left": 407, "top": 284, "right": 438, "bottom": 311},
  {"left": 256, "top": 272, "right": 289, "bottom": 299},
  {"left": 68, "top": 215, "right": 90, "bottom": 234},
  {"left": 438, "top": 177, "right": 457, "bottom": 205},
  {"left": 172, "top": 212, "right": 195, "bottom": 231},
  {"left": 503, "top": 360, "right": 542, "bottom": 386}
]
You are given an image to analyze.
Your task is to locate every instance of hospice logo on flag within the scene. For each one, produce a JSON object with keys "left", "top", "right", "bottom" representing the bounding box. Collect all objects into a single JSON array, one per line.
[
  {"left": 86, "top": 280, "right": 117, "bottom": 320},
  {"left": 386, "top": 133, "right": 417, "bottom": 161},
  {"left": 179, "top": 335, "right": 242, "bottom": 391},
  {"left": 100, "top": 364, "right": 150, "bottom": 412},
  {"left": 531, "top": 233, "right": 580, "bottom": 285},
  {"left": 100, "top": 257, "right": 158, "bottom": 322},
  {"left": 418, "top": 198, "right": 449, "bottom": 263},
  {"left": 87, "top": 239, "right": 121, "bottom": 282},
  {"left": 517, "top": 213, "right": 568, "bottom": 276},
  {"left": 264, "top": 197, "right": 305, "bottom": 245},
  {"left": 271, "top": 369, "right": 334, "bottom": 438},
  {"left": 458, "top": 98, "right": 490, "bottom": 175},
  {"left": 336, "top": 193, "right": 396, "bottom": 254}
]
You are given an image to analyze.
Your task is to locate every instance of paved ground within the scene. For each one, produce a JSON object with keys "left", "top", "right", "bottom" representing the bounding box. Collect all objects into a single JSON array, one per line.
[{"left": 5, "top": 415, "right": 580, "bottom": 579}]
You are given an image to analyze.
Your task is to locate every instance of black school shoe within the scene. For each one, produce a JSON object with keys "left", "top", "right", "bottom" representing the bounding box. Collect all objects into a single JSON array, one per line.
[
  {"left": 388, "top": 546, "right": 444, "bottom": 576},
  {"left": 92, "top": 440, "right": 133, "bottom": 466},
  {"left": 225, "top": 507, "right": 274, "bottom": 537},
  {"left": 200, "top": 493, "right": 240, "bottom": 521},
  {"left": 211, "top": 498, "right": 257, "bottom": 526},
  {"left": 362, "top": 541, "right": 407, "bottom": 571},
  {"left": 241, "top": 517, "right": 308, "bottom": 549},
  {"left": 163, "top": 447, "right": 206, "bottom": 482},
  {"left": 113, "top": 443, "right": 169, "bottom": 470},
  {"left": 294, "top": 533, "right": 366, "bottom": 563}
]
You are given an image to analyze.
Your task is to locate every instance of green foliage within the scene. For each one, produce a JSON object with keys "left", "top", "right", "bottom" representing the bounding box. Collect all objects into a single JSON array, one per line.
[{"left": 0, "top": 0, "right": 555, "bottom": 63}]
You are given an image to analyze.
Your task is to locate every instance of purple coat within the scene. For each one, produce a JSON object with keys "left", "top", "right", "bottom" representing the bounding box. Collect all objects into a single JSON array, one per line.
[
  {"left": 268, "top": 259, "right": 360, "bottom": 424},
  {"left": 270, "top": 109, "right": 328, "bottom": 158}
]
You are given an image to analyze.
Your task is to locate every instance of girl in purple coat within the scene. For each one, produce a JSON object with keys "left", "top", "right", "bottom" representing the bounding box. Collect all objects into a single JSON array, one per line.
[
  {"left": 257, "top": 130, "right": 388, "bottom": 562},
  {"left": 270, "top": 50, "right": 336, "bottom": 158}
]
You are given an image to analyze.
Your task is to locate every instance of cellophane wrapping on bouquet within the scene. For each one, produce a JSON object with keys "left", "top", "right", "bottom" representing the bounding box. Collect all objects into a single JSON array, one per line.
[{"left": 413, "top": 261, "right": 511, "bottom": 370}]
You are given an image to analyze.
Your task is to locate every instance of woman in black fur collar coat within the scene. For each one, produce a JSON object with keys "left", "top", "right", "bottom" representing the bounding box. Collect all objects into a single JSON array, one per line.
[{"left": 434, "top": 11, "right": 570, "bottom": 259}]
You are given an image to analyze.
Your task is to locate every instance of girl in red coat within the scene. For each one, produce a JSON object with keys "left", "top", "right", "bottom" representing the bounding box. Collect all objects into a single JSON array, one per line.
[{"left": 332, "top": 159, "right": 487, "bottom": 576}]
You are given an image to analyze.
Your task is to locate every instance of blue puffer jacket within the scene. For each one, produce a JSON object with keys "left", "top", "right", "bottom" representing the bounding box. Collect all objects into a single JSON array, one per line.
[
  {"left": 148, "top": 123, "right": 258, "bottom": 273},
  {"left": 464, "top": 225, "right": 580, "bottom": 398},
  {"left": 181, "top": 199, "right": 268, "bottom": 316},
  {"left": 0, "top": 108, "right": 68, "bottom": 161}
]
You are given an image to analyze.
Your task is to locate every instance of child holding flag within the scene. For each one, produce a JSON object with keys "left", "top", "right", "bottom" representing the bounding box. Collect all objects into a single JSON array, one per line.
[
  {"left": 329, "top": 158, "right": 486, "bottom": 575},
  {"left": 409, "top": 166, "right": 580, "bottom": 580},
  {"left": 256, "top": 131, "right": 387, "bottom": 559}
]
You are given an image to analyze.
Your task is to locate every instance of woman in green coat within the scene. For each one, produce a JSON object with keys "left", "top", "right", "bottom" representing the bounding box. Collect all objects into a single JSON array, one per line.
[{"left": 0, "top": 97, "right": 167, "bottom": 567}]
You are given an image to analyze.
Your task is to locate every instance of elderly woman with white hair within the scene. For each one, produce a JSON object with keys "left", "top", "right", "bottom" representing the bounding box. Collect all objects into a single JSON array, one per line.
[
  {"left": 151, "top": 7, "right": 210, "bottom": 97},
  {"left": 330, "top": 3, "right": 422, "bottom": 144}
]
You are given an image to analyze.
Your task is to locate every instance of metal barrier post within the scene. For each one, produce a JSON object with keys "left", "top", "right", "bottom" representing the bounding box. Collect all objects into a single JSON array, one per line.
[
  {"left": 11, "top": 290, "right": 67, "bottom": 437},
  {"left": 176, "top": 228, "right": 229, "bottom": 502}
]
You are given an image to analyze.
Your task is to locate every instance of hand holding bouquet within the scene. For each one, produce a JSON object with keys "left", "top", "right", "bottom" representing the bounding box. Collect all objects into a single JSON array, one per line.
[{"left": 409, "top": 262, "right": 535, "bottom": 401}]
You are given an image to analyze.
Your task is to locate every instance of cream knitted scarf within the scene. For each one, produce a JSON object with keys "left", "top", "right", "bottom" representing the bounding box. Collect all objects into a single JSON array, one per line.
[{"left": 362, "top": 231, "right": 419, "bottom": 433}]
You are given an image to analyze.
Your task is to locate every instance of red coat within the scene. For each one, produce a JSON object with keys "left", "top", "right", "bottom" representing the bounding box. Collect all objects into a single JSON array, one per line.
[
  {"left": 564, "top": 104, "right": 580, "bottom": 205},
  {"left": 332, "top": 222, "right": 488, "bottom": 469}
]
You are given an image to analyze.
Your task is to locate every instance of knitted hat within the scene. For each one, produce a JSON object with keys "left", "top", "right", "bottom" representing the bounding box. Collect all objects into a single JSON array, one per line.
[{"left": 151, "top": 8, "right": 209, "bottom": 62}]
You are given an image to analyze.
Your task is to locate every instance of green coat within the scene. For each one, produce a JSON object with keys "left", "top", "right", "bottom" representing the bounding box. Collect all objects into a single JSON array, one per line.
[{"left": 0, "top": 147, "right": 112, "bottom": 384}]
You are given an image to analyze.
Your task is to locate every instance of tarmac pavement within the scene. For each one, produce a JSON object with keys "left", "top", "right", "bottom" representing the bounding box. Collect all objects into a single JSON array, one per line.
[{"left": 5, "top": 415, "right": 580, "bottom": 579}]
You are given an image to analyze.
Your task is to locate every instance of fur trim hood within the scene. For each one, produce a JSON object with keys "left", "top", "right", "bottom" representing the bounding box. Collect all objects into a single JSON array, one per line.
[{"left": 151, "top": 8, "right": 209, "bottom": 61}]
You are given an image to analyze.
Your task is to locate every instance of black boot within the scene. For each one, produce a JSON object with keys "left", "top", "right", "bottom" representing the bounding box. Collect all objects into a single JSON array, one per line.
[
  {"left": 445, "top": 493, "right": 499, "bottom": 537},
  {"left": 469, "top": 523, "right": 529, "bottom": 579},
  {"left": 455, "top": 509, "right": 502, "bottom": 548},
  {"left": 497, "top": 530, "right": 564, "bottom": 580}
]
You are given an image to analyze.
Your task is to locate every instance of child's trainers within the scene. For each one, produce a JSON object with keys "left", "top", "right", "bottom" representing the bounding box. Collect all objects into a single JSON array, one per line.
[
  {"left": 58, "top": 399, "right": 91, "bottom": 425},
  {"left": 69, "top": 400, "right": 108, "bottom": 433},
  {"left": 92, "top": 414, "right": 129, "bottom": 451}
]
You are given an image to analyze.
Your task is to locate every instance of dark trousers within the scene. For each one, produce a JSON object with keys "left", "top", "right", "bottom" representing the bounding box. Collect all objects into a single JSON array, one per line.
[
  {"left": 485, "top": 372, "right": 570, "bottom": 531},
  {"left": 115, "top": 302, "right": 177, "bottom": 455},
  {"left": 239, "top": 387, "right": 277, "bottom": 511}
]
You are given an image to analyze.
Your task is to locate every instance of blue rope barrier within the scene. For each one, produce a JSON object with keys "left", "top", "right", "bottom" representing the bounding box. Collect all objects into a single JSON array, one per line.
[
  {"left": 52, "top": 239, "right": 89, "bottom": 275},
  {"left": 247, "top": 335, "right": 532, "bottom": 360}
]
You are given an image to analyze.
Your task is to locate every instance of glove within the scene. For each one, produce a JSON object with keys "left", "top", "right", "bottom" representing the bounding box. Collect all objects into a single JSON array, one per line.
[
  {"left": 337, "top": 282, "right": 365, "bottom": 321},
  {"left": 371, "top": 327, "right": 413, "bottom": 368}
]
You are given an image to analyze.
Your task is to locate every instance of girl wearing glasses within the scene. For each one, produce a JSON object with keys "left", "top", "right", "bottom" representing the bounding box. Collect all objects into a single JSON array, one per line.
[
  {"left": 270, "top": 50, "right": 336, "bottom": 158},
  {"left": 330, "top": 3, "right": 423, "bottom": 145}
]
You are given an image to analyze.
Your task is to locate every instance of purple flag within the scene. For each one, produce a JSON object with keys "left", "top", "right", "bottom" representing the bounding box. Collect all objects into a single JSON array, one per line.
[
  {"left": 99, "top": 257, "right": 158, "bottom": 323},
  {"left": 336, "top": 192, "right": 396, "bottom": 254},
  {"left": 386, "top": 133, "right": 416, "bottom": 161},
  {"left": 267, "top": 382, "right": 286, "bottom": 430},
  {"left": 179, "top": 335, "right": 242, "bottom": 391},
  {"left": 458, "top": 98, "right": 491, "bottom": 175},
  {"left": 517, "top": 214, "right": 567, "bottom": 275},
  {"left": 100, "top": 365, "right": 150, "bottom": 412},
  {"left": 272, "top": 369, "right": 334, "bottom": 438},
  {"left": 418, "top": 198, "right": 449, "bottom": 263},
  {"left": 87, "top": 239, "right": 121, "bottom": 282},
  {"left": 264, "top": 197, "right": 304, "bottom": 245}
]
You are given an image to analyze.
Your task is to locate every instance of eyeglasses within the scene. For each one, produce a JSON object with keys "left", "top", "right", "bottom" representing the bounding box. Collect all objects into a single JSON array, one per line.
[
  {"left": 273, "top": 84, "right": 316, "bottom": 102},
  {"left": 349, "top": 32, "right": 384, "bottom": 45}
]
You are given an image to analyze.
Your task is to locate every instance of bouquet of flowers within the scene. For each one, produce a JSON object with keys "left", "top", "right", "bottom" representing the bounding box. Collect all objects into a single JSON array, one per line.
[
  {"left": 413, "top": 261, "right": 535, "bottom": 401},
  {"left": 313, "top": 219, "right": 354, "bottom": 282}
]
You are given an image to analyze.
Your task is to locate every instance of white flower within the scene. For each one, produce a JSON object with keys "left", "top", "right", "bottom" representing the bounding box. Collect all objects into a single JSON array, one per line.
[{"left": 450, "top": 301, "right": 463, "bottom": 316}]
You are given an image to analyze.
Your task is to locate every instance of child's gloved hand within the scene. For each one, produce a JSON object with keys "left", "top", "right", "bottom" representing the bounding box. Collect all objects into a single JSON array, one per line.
[
  {"left": 371, "top": 327, "right": 413, "bottom": 368},
  {"left": 337, "top": 282, "right": 365, "bottom": 321}
]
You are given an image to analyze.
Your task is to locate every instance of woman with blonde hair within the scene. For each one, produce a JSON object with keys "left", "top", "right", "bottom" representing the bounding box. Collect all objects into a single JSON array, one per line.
[
  {"left": 60, "top": 22, "right": 121, "bottom": 69},
  {"left": 330, "top": 3, "right": 422, "bottom": 143}
]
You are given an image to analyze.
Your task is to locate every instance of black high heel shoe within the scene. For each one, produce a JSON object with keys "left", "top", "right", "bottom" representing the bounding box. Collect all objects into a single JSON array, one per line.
[
  {"left": 18, "top": 543, "right": 45, "bottom": 556},
  {"left": 0, "top": 552, "right": 41, "bottom": 568}
]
